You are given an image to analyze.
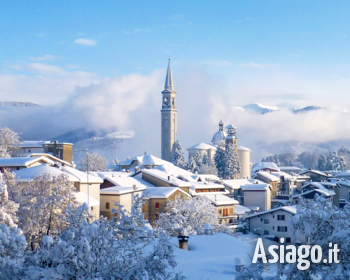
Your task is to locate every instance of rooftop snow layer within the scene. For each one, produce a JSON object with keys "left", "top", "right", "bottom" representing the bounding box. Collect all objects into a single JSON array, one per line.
[{"left": 187, "top": 143, "right": 217, "bottom": 150}]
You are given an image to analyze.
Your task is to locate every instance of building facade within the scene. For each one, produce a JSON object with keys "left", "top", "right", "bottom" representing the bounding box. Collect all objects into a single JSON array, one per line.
[{"left": 161, "top": 59, "right": 177, "bottom": 162}]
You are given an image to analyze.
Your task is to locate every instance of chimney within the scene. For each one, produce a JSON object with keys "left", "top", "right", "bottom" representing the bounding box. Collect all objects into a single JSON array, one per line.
[
  {"left": 168, "top": 176, "right": 170, "bottom": 181},
  {"left": 178, "top": 235, "right": 189, "bottom": 250},
  {"left": 133, "top": 185, "right": 136, "bottom": 191}
]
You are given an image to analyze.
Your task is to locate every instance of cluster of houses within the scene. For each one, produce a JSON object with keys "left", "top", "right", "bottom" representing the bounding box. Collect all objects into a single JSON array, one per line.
[{"left": 3, "top": 140, "right": 350, "bottom": 246}]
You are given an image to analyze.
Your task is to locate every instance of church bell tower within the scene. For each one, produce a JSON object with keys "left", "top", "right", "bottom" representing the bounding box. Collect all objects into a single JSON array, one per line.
[{"left": 161, "top": 59, "right": 177, "bottom": 162}]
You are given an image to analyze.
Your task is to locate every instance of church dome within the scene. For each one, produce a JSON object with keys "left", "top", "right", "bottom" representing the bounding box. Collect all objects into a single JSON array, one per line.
[{"left": 211, "top": 130, "right": 227, "bottom": 144}]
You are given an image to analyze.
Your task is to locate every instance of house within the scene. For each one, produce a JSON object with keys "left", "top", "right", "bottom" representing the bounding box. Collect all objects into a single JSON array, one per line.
[
  {"left": 241, "top": 183, "right": 272, "bottom": 211},
  {"left": 335, "top": 170, "right": 350, "bottom": 180},
  {"left": 292, "top": 182, "right": 335, "bottom": 204},
  {"left": 17, "top": 140, "right": 73, "bottom": 164},
  {"left": 279, "top": 166, "right": 302, "bottom": 175},
  {"left": 203, "top": 194, "right": 239, "bottom": 225},
  {"left": 13, "top": 164, "right": 101, "bottom": 217},
  {"left": 299, "top": 169, "right": 330, "bottom": 182},
  {"left": 116, "top": 154, "right": 168, "bottom": 171},
  {"left": 100, "top": 185, "right": 146, "bottom": 219},
  {"left": 0, "top": 156, "right": 54, "bottom": 172},
  {"left": 251, "top": 162, "right": 280, "bottom": 175},
  {"left": 62, "top": 166, "right": 103, "bottom": 217},
  {"left": 133, "top": 169, "right": 192, "bottom": 193},
  {"left": 255, "top": 171, "right": 280, "bottom": 198},
  {"left": 245, "top": 206, "right": 305, "bottom": 244},
  {"left": 188, "top": 181, "right": 229, "bottom": 196},
  {"left": 143, "top": 187, "right": 191, "bottom": 224},
  {"left": 334, "top": 179, "right": 350, "bottom": 208},
  {"left": 220, "top": 179, "right": 262, "bottom": 203}
]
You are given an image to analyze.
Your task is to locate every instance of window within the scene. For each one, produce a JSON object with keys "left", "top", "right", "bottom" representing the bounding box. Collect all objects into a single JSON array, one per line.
[
  {"left": 277, "top": 226, "right": 287, "bottom": 232},
  {"left": 264, "top": 219, "right": 269, "bottom": 224},
  {"left": 91, "top": 207, "right": 93, "bottom": 211},
  {"left": 219, "top": 210, "right": 222, "bottom": 214},
  {"left": 106, "top": 202, "right": 110, "bottom": 210},
  {"left": 229, "top": 208, "right": 233, "bottom": 214},
  {"left": 28, "top": 150, "right": 31, "bottom": 153},
  {"left": 155, "top": 213, "right": 159, "bottom": 220},
  {"left": 273, "top": 226, "right": 274, "bottom": 230},
  {"left": 155, "top": 202, "right": 160, "bottom": 209},
  {"left": 286, "top": 237, "right": 291, "bottom": 243},
  {"left": 264, "top": 230, "right": 269, "bottom": 235},
  {"left": 277, "top": 215, "right": 285, "bottom": 221}
]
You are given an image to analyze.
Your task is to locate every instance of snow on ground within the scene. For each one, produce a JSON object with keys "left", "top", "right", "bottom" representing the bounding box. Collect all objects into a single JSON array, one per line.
[{"left": 171, "top": 233, "right": 278, "bottom": 279}]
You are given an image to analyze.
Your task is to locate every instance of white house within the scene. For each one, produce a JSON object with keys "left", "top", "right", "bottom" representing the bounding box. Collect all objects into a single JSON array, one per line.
[
  {"left": 245, "top": 206, "right": 305, "bottom": 244},
  {"left": 241, "top": 183, "right": 272, "bottom": 211}
]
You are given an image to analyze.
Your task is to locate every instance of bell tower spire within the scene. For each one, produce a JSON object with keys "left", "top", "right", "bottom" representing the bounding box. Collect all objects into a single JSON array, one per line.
[{"left": 161, "top": 59, "right": 177, "bottom": 162}]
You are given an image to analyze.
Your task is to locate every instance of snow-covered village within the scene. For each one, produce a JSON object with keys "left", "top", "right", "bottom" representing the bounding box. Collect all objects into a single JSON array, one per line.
[{"left": 2, "top": 1, "right": 350, "bottom": 280}]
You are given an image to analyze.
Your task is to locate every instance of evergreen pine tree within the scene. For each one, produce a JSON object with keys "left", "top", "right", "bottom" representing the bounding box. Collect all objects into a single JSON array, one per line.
[
  {"left": 188, "top": 156, "right": 198, "bottom": 173},
  {"left": 223, "top": 143, "right": 241, "bottom": 179},
  {"left": 172, "top": 140, "right": 186, "bottom": 169},
  {"left": 193, "top": 151, "right": 202, "bottom": 168},
  {"left": 317, "top": 154, "right": 327, "bottom": 171},
  {"left": 214, "top": 144, "right": 226, "bottom": 179},
  {"left": 273, "top": 154, "right": 280, "bottom": 166},
  {"left": 202, "top": 154, "right": 209, "bottom": 166}
]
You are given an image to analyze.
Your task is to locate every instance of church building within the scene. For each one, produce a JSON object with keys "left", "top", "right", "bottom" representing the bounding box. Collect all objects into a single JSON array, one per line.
[{"left": 161, "top": 59, "right": 177, "bottom": 162}]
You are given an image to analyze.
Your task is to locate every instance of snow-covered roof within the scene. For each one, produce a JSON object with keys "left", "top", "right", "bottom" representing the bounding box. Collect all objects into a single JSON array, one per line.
[
  {"left": 75, "top": 192, "right": 100, "bottom": 207},
  {"left": 293, "top": 188, "right": 335, "bottom": 198},
  {"left": 191, "top": 174, "right": 220, "bottom": 182},
  {"left": 154, "top": 162, "right": 193, "bottom": 177},
  {"left": 103, "top": 176, "right": 154, "bottom": 188},
  {"left": 0, "top": 156, "right": 54, "bottom": 167},
  {"left": 237, "top": 146, "right": 251, "bottom": 151},
  {"left": 144, "top": 187, "right": 191, "bottom": 199},
  {"left": 271, "top": 199, "right": 289, "bottom": 205},
  {"left": 211, "top": 130, "right": 227, "bottom": 143},
  {"left": 187, "top": 143, "right": 217, "bottom": 150},
  {"left": 100, "top": 185, "right": 146, "bottom": 195},
  {"left": 62, "top": 166, "right": 103, "bottom": 184},
  {"left": 279, "top": 166, "right": 302, "bottom": 172},
  {"left": 270, "top": 171, "right": 294, "bottom": 180},
  {"left": 118, "top": 154, "right": 168, "bottom": 167},
  {"left": 29, "top": 153, "right": 72, "bottom": 166},
  {"left": 242, "top": 183, "right": 271, "bottom": 191},
  {"left": 245, "top": 205, "right": 297, "bottom": 219},
  {"left": 335, "top": 170, "right": 350, "bottom": 177},
  {"left": 141, "top": 169, "right": 192, "bottom": 187},
  {"left": 91, "top": 171, "right": 130, "bottom": 179},
  {"left": 300, "top": 169, "right": 329, "bottom": 177},
  {"left": 235, "top": 205, "right": 252, "bottom": 215},
  {"left": 14, "top": 164, "right": 79, "bottom": 182},
  {"left": 221, "top": 179, "right": 255, "bottom": 190},
  {"left": 19, "top": 141, "right": 49, "bottom": 148},
  {"left": 203, "top": 194, "right": 239, "bottom": 206},
  {"left": 251, "top": 162, "right": 280, "bottom": 174},
  {"left": 256, "top": 171, "right": 280, "bottom": 182}
]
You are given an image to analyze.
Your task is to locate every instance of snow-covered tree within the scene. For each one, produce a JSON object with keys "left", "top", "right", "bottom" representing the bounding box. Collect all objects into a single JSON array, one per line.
[
  {"left": 193, "top": 151, "right": 202, "bottom": 168},
  {"left": 317, "top": 154, "right": 327, "bottom": 171},
  {"left": 80, "top": 152, "right": 107, "bottom": 171},
  {"left": 214, "top": 143, "right": 226, "bottom": 179},
  {"left": 273, "top": 154, "right": 280, "bottom": 166},
  {"left": 172, "top": 140, "right": 187, "bottom": 169},
  {"left": 113, "top": 157, "right": 119, "bottom": 165},
  {"left": 187, "top": 156, "right": 198, "bottom": 173},
  {"left": 279, "top": 195, "right": 350, "bottom": 279},
  {"left": 202, "top": 154, "right": 209, "bottom": 166},
  {"left": 0, "top": 177, "right": 19, "bottom": 228},
  {"left": 156, "top": 195, "right": 219, "bottom": 236},
  {"left": 199, "top": 164, "right": 218, "bottom": 175},
  {"left": 0, "top": 127, "right": 20, "bottom": 158},
  {"left": 14, "top": 173, "right": 79, "bottom": 250},
  {"left": 224, "top": 143, "right": 240, "bottom": 179},
  {"left": 24, "top": 196, "right": 183, "bottom": 280}
]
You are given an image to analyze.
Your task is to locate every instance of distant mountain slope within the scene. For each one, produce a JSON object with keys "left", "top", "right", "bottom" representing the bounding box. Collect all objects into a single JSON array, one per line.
[
  {"left": 233, "top": 103, "right": 325, "bottom": 115},
  {"left": 0, "top": 102, "right": 41, "bottom": 107},
  {"left": 242, "top": 103, "right": 279, "bottom": 114},
  {"left": 292, "top": 106, "right": 323, "bottom": 114}
]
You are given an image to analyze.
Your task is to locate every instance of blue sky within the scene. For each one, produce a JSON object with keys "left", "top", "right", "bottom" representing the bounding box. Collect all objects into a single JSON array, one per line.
[
  {"left": 2, "top": 1, "right": 350, "bottom": 160},
  {"left": 2, "top": 1, "right": 350, "bottom": 76}
]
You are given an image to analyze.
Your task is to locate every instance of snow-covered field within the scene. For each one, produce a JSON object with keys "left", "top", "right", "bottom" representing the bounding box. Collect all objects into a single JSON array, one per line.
[{"left": 171, "top": 233, "right": 277, "bottom": 279}]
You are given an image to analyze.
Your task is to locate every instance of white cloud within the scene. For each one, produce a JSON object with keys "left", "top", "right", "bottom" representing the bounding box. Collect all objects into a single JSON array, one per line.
[
  {"left": 74, "top": 38, "right": 97, "bottom": 46},
  {"left": 240, "top": 62, "right": 271, "bottom": 68},
  {"left": 30, "top": 55, "right": 58, "bottom": 61}
]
